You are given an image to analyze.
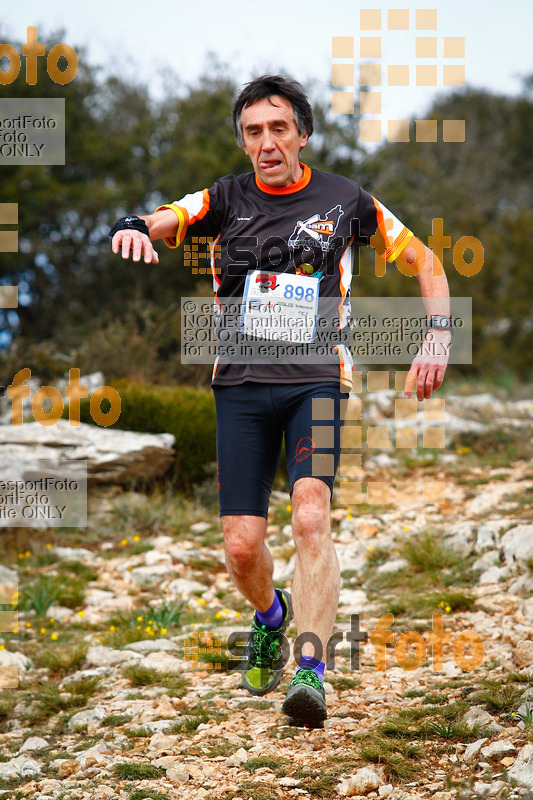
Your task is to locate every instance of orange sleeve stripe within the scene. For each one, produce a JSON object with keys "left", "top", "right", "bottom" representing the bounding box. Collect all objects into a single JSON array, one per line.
[
  {"left": 154, "top": 203, "right": 190, "bottom": 249},
  {"left": 372, "top": 197, "right": 388, "bottom": 245},
  {"left": 189, "top": 189, "right": 210, "bottom": 224},
  {"left": 337, "top": 233, "right": 356, "bottom": 322},
  {"left": 387, "top": 228, "right": 413, "bottom": 262},
  {"left": 211, "top": 233, "right": 221, "bottom": 286},
  {"left": 371, "top": 197, "right": 414, "bottom": 263}
]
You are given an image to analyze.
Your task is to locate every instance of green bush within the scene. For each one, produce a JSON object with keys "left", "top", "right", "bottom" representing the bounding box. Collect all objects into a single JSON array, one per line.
[{"left": 70, "top": 382, "right": 216, "bottom": 491}]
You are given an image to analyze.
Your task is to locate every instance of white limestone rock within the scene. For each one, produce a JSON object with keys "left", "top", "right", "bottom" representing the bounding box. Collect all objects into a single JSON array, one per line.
[
  {"left": 68, "top": 706, "right": 107, "bottom": 730},
  {"left": 338, "top": 766, "right": 385, "bottom": 796},
  {"left": 508, "top": 744, "right": 533, "bottom": 789},
  {"left": 18, "top": 737, "right": 49, "bottom": 753},
  {"left": 0, "top": 755, "right": 41, "bottom": 778},
  {"left": 501, "top": 525, "right": 533, "bottom": 565},
  {"left": 85, "top": 645, "right": 142, "bottom": 667}
]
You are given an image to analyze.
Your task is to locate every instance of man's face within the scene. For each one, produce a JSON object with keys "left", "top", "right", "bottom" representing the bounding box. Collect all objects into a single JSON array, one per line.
[{"left": 241, "top": 96, "right": 308, "bottom": 187}]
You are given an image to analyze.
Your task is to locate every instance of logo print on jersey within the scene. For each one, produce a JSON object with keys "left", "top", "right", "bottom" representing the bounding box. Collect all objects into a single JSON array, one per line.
[{"left": 288, "top": 204, "right": 344, "bottom": 252}]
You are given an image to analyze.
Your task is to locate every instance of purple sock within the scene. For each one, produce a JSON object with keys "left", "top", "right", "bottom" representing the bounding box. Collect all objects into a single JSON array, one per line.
[
  {"left": 296, "top": 656, "right": 325, "bottom": 683},
  {"left": 256, "top": 590, "right": 283, "bottom": 628}
]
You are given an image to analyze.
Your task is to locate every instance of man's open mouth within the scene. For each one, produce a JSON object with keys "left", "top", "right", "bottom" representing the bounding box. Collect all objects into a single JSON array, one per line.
[{"left": 260, "top": 160, "right": 282, "bottom": 172}]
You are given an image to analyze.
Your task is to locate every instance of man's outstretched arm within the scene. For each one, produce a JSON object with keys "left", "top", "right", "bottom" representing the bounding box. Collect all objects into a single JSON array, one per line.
[
  {"left": 395, "top": 237, "right": 452, "bottom": 401},
  {"left": 110, "top": 209, "right": 179, "bottom": 264}
]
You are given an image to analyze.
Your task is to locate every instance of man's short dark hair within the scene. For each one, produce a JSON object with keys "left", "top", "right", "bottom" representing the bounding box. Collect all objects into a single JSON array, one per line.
[{"left": 232, "top": 74, "right": 314, "bottom": 147}]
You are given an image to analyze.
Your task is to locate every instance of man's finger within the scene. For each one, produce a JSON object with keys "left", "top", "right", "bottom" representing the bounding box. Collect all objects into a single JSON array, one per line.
[
  {"left": 112, "top": 231, "right": 122, "bottom": 254},
  {"left": 433, "top": 365, "right": 446, "bottom": 392},
  {"left": 420, "top": 366, "right": 438, "bottom": 400},
  {"left": 416, "top": 365, "right": 428, "bottom": 402},
  {"left": 132, "top": 234, "right": 143, "bottom": 262},
  {"left": 121, "top": 232, "right": 132, "bottom": 260},
  {"left": 144, "top": 241, "right": 158, "bottom": 264},
  {"left": 404, "top": 368, "right": 418, "bottom": 398}
]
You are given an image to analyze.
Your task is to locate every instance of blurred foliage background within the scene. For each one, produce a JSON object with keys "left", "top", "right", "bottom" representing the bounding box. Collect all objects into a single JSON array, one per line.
[{"left": 0, "top": 29, "right": 532, "bottom": 388}]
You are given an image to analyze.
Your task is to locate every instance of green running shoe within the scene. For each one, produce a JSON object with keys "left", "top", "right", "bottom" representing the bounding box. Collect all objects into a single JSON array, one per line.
[
  {"left": 241, "top": 588, "right": 292, "bottom": 696},
  {"left": 281, "top": 668, "right": 327, "bottom": 725}
]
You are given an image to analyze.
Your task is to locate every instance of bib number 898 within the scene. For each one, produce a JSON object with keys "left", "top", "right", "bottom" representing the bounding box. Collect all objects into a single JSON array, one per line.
[{"left": 283, "top": 284, "right": 315, "bottom": 301}]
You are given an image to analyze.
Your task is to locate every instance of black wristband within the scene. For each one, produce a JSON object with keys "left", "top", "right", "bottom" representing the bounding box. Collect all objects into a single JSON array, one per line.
[{"left": 108, "top": 215, "right": 149, "bottom": 241}]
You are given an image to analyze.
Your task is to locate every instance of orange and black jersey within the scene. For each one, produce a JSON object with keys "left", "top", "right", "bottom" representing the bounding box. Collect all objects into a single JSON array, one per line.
[{"left": 156, "top": 164, "right": 413, "bottom": 389}]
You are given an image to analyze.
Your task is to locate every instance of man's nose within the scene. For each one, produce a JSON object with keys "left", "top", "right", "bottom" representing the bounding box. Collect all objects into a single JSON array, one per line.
[{"left": 261, "top": 130, "right": 275, "bottom": 150}]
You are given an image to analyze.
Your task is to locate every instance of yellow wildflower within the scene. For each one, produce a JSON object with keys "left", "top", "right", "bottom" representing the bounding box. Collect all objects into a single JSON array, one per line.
[{"left": 50, "top": 633, "right": 58, "bottom": 641}]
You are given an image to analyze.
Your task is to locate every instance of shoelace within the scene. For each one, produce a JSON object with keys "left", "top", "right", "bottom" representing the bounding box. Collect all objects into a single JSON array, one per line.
[
  {"left": 291, "top": 668, "right": 323, "bottom": 693},
  {"left": 249, "top": 620, "right": 283, "bottom": 667}
]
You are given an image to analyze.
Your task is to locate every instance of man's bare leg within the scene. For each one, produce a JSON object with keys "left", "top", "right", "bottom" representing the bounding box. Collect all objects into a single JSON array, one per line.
[
  {"left": 290, "top": 477, "right": 340, "bottom": 664},
  {"left": 221, "top": 514, "right": 274, "bottom": 612},
  {"left": 223, "top": 514, "right": 293, "bottom": 696}
]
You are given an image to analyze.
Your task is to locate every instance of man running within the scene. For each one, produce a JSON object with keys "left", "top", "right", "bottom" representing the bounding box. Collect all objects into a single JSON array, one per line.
[{"left": 110, "top": 75, "right": 451, "bottom": 726}]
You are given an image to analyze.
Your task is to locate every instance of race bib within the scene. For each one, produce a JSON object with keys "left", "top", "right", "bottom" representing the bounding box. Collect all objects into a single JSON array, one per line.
[{"left": 241, "top": 270, "right": 320, "bottom": 343}]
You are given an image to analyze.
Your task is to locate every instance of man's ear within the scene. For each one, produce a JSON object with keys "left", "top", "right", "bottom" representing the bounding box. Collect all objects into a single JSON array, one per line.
[{"left": 299, "top": 133, "right": 309, "bottom": 150}]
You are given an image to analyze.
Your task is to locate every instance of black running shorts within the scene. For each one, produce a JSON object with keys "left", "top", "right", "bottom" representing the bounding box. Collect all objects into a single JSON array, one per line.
[{"left": 213, "top": 381, "right": 349, "bottom": 518}]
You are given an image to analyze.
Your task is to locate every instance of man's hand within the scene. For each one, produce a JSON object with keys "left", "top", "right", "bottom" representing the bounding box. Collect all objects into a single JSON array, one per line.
[
  {"left": 404, "top": 330, "right": 450, "bottom": 400},
  {"left": 111, "top": 230, "right": 159, "bottom": 264}
]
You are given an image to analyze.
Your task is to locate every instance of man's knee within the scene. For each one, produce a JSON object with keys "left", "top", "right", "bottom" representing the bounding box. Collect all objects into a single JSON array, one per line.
[
  {"left": 291, "top": 480, "right": 331, "bottom": 554},
  {"left": 222, "top": 516, "right": 266, "bottom": 575}
]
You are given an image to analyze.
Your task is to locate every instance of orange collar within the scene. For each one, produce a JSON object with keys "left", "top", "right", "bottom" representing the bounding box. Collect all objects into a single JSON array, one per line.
[{"left": 255, "top": 163, "right": 312, "bottom": 195}]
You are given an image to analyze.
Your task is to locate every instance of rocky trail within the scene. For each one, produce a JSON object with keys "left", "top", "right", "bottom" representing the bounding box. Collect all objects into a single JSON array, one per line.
[{"left": 1, "top": 390, "right": 533, "bottom": 800}]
